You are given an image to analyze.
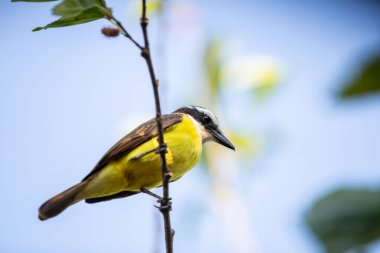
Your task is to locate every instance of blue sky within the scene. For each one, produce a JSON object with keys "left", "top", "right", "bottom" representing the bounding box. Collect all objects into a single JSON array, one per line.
[{"left": 1, "top": 1, "right": 380, "bottom": 253}]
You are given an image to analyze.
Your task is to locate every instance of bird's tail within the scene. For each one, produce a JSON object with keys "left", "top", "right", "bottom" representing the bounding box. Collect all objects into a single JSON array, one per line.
[{"left": 38, "top": 181, "right": 88, "bottom": 221}]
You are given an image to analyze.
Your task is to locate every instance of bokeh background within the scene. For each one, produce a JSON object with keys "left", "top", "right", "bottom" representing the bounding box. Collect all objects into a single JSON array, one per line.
[{"left": 1, "top": 1, "right": 380, "bottom": 253}]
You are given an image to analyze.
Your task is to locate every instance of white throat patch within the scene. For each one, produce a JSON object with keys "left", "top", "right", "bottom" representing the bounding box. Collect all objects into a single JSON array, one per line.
[{"left": 186, "top": 114, "right": 213, "bottom": 143}]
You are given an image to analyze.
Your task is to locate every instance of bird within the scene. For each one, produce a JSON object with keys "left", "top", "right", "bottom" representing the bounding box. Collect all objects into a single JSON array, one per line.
[{"left": 38, "top": 105, "right": 235, "bottom": 221}]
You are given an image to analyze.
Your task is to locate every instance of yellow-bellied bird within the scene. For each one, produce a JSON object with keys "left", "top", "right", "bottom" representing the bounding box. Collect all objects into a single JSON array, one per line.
[{"left": 39, "top": 106, "right": 235, "bottom": 220}]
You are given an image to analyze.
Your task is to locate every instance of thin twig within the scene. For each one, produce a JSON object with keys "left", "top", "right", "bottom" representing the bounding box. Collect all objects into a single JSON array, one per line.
[
  {"left": 140, "top": 1, "right": 174, "bottom": 252},
  {"left": 106, "top": 1, "right": 174, "bottom": 252},
  {"left": 109, "top": 17, "right": 143, "bottom": 50}
]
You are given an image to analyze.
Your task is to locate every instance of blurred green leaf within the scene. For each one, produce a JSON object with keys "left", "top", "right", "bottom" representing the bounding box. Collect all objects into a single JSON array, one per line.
[
  {"left": 146, "top": 0, "right": 163, "bottom": 16},
  {"left": 12, "top": 0, "right": 58, "bottom": 2},
  {"left": 52, "top": 0, "right": 106, "bottom": 17},
  {"left": 340, "top": 54, "right": 380, "bottom": 98},
  {"left": 228, "top": 132, "right": 258, "bottom": 159},
  {"left": 252, "top": 85, "right": 275, "bottom": 102},
  {"left": 33, "top": 0, "right": 108, "bottom": 32},
  {"left": 141, "top": 0, "right": 163, "bottom": 17},
  {"left": 204, "top": 40, "right": 223, "bottom": 102},
  {"left": 130, "top": 0, "right": 163, "bottom": 18},
  {"left": 306, "top": 189, "right": 380, "bottom": 253}
]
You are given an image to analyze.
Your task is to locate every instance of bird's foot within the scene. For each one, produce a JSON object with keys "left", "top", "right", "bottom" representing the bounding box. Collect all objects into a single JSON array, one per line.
[
  {"left": 154, "top": 143, "right": 168, "bottom": 154},
  {"left": 131, "top": 144, "right": 167, "bottom": 160},
  {"left": 141, "top": 188, "right": 172, "bottom": 211},
  {"left": 141, "top": 188, "right": 162, "bottom": 200},
  {"left": 154, "top": 198, "right": 172, "bottom": 212}
]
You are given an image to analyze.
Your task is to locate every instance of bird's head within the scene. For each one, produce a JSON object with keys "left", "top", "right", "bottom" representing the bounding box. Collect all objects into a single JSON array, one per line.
[{"left": 175, "top": 106, "right": 235, "bottom": 151}]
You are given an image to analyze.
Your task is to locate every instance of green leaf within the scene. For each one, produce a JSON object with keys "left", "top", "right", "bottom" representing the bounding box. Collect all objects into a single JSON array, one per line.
[
  {"left": 12, "top": 0, "right": 58, "bottom": 2},
  {"left": 340, "top": 54, "right": 380, "bottom": 98},
  {"left": 228, "top": 132, "right": 258, "bottom": 159},
  {"left": 33, "top": 0, "right": 108, "bottom": 32},
  {"left": 52, "top": 0, "right": 106, "bottom": 17},
  {"left": 306, "top": 188, "right": 380, "bottom": 253},
  {"left": 204, "top": 39, "right": 224, "bottom": 102},
  {"left": 33, "top": 6, "right": 106, "bottom": 31},
  {"left": 146, "top": 0, "right": 163, "bottom": 16}
]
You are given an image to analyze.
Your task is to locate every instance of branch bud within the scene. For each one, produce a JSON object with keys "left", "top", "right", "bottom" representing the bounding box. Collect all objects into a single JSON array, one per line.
[
  {"left": 141, "top": 48, "right": 149, "bottom": 58},
  {"left": 101, "top": 27, "right": 120, "bottom": 37},
  {"left": 140, "top": 17, "right": 149, "bottom": 27}
]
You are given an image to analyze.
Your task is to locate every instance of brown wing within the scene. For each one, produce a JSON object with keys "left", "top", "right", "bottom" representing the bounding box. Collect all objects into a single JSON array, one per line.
[{"left": 82, "top": 113, "right": 183, "bottom": 181}]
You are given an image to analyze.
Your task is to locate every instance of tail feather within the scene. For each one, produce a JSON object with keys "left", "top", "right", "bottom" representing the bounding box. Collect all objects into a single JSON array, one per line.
[{"left": 38, "top": 181, "right": 87, "bottom": 221}]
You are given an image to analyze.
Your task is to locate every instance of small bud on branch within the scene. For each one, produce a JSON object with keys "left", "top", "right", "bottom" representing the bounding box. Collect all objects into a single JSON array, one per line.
[{"left": 101, "top": 27, "right": 120, "bottom": 37}]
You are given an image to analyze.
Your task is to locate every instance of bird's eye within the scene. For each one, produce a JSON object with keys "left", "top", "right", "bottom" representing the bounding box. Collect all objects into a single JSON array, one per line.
[{"left": 203, "top": 115, "right": 212, "bottom": 124}]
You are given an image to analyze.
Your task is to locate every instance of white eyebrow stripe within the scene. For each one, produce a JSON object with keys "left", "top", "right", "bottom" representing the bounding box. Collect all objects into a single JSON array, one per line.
[{"left": 193, "top": 106, "right": 220, "bottom": 126}]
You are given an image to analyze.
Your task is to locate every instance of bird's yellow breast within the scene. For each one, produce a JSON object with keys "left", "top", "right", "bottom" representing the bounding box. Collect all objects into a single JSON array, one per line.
[{"left": 81, "top": 114, "right": 202, "bottom": 198}]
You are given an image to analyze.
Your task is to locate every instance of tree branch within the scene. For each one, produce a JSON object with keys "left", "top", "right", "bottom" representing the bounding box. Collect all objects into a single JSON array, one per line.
[
  {"left": 140, "top": 1, "right": 174, "bottom": 252},
  {"left": 107, "top": 1, "right": 174, "bottom": 252}
]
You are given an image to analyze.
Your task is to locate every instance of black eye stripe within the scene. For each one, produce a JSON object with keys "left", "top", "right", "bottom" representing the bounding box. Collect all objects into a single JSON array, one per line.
[
  {"left": 203, "top": 115, "right": 211, "bottom": 122},
  {"left": 174, "top": 106, "right": 218, "bottom": 129}
]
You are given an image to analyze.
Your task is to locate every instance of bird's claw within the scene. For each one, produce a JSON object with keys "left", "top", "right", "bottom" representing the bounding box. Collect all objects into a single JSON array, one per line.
[
  {"left": 156, "top": 197, "right": 172, "bottom": 203},
  {"left": 154, "top": 198, "right": 172, "bottom": 212},
  {"left": 155, "top": 143, "right": 168, "bottom": 154}
]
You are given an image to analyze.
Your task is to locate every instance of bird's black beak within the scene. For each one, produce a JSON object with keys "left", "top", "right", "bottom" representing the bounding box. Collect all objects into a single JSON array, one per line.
[{"left": 211, "top": 129, "right": 235, "bottom": 151}]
